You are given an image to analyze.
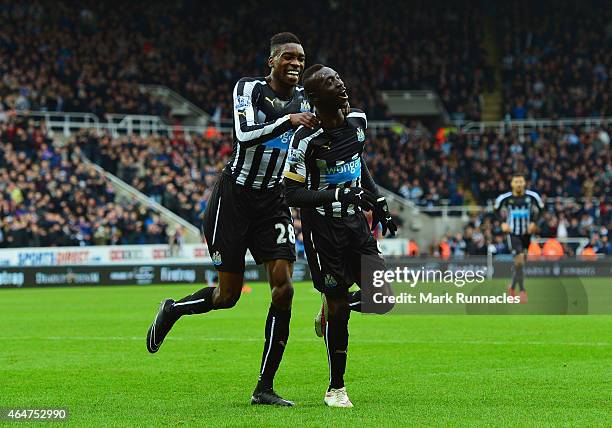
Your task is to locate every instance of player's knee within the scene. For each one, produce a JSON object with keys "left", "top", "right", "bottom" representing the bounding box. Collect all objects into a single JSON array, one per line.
[
  {"left": 328, "top": 298, "right": 350, "bottom": 321},
  {"left": 215, "top": 290, "right": 241, "bottom": 309},
  {"left": 272, "top": 282, "right": 294, "bottom": 310}
]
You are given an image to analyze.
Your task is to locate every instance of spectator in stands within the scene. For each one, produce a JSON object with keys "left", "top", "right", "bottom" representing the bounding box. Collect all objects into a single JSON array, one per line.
[
  {"left": 500, "top": 1, "right": 611, "bottom": 120},
  {"left": 0, "top": 1, "right": 488, "bottom": 121},
  {"left": 0, "top": 117, "right": 169, "bottom": 247}
]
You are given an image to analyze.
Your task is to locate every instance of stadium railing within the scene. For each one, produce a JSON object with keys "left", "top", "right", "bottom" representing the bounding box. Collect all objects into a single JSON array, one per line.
[
  {"left": 14, "top": 110, "right": 610, "bottom": 141},
  {"left": 85, "top": 162, "right": 202, "bottom": 243},
  {"left": 10, "top": 111, "right": 409, "bottom": 139},
  {"left": 10, "top": 111, "right": 230, "bottom": 138},
  {"left": 458, "top": 117, "right": 612, "bottom": 137},
  {"left": 138, "top": 84, "right": 210, "bottom": 123}
]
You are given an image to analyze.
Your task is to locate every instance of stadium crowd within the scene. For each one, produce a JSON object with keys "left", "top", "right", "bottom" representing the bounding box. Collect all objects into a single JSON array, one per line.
[
  {"left": 0, "top": 115, "right": 170, "bottom": 247},
  {"left": 1, "top": 107, "right": 609, "bottom": 256},
  {"left": 0, "top": 0, "right": 610, "bottom": 256},
  {"left": 1, "top": 0, "right": 487, "bottom": 121},
  {"left": 77, "top": 130, "right": 229, "bottom": 226},
  {"left": 366, "top": 122, "right": 610, "bottom": 205},
  {"left": 367, "top": 121, "right": 610, "bottom": 256},
  {"left": 499, "top": 0, "right": 611, "bottom": 119},
  {"left": 439, "top": 200, "right": 612, "bottom": 258},
  {"left": 2, "top": 0, "right": 608, "bottom": 123}
]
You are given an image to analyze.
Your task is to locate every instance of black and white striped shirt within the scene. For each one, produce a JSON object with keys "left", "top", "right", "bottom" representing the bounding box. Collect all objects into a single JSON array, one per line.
[
  {"left": 494, "top": 190, "right": 544, "bottom": 236},
  {"left": 224, "top": 77, "right": 311, "bottom": 190},
  {"left": 285, "top": 109, "right": 368, "bottom": 217}
]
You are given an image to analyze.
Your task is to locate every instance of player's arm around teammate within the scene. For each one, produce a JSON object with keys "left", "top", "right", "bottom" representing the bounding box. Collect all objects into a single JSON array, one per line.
[{"left": 146, "top": 32, "right": 319, "bottom": 407}]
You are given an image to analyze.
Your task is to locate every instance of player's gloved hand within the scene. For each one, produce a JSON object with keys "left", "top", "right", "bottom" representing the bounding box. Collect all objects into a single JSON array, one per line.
[
  {"left": 371, "top": 195, "right": 397, "bottom": 237},
  {"left": 335, "top": 187, "right": 376, "bottom": 211},
  {"left": 289, "top": 112, "right": 319, "bottom": 129}
]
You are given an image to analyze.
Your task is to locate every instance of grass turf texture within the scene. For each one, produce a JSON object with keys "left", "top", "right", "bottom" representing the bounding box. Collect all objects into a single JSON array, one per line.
[{"left": 1, "top": 280, "right": 611, "bottom": 427}]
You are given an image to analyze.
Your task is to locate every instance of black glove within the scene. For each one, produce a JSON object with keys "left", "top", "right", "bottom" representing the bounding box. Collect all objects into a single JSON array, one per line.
[
  {"left": 335, "top": 187, "right": 376, "bottom": 211},
  {"left": 371, "top": 195, "right": 397, "bottom": 237}
]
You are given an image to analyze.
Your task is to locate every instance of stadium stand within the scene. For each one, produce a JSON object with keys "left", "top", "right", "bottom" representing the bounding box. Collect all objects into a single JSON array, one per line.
[
  {"left": 0, "top": 0, "right": 609, "bottom": 257},
  {"left": 1, "top": 109, "right": 609, "bottom": 255},
  {"left": 0, "top": 0, "right": 488, "bottom": 121},
  {"left": 446, "top": 201, "right": 611, "bottom": 257},
  {"left": 76, "top": 131, "right": 231, "bottom": 226},
  {"left": 0, "top": 115, "right": 169, "bottom": 247},
  {"left": 499, "top": 0, "right": 611, "bottom": 119}
]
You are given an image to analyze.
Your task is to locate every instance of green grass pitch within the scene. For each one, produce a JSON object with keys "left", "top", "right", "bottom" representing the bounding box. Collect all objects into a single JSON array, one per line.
[{"left": 1, "top": 280, "right": 611, "bottom": 427}]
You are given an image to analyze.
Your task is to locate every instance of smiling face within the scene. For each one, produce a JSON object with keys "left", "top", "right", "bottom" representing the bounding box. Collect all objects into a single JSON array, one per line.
[
  {"left": 268, "top": 42, "right": 305, "bottom": 87},
  {"left": 305, "top": 66, "right": 348, "bottom": 110}
]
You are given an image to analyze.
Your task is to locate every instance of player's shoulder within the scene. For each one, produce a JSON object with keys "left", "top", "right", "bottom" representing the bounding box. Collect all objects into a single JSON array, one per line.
[
  {"left": 233, "top": 76, "right": 267, "bottom": 92},
  {"left": 525, "top": 189, "right": 542, "bottom": 198},
  {"left": 494, "top": 191, "right": 512, "bottom": 208},
  {"left": 291, "top": 125, "right": 324, "bottom": 148},
  {"left": 236, "top": 76, "right": 267, "bottom": 84},
  {"left": 525, "top": 189, "right": 544, "bottom": 206},
  {"left": 293, "top": 124, "right": 324, "bottom": 139},
  {"left": 233, "top": 77, "right": 268, "bottom": 108},
  {"left": 293, "top": 86, "right": 312, "bottom": 111},
  {"left": 346, "top": 108, "right": 367, "bottom": 129}
]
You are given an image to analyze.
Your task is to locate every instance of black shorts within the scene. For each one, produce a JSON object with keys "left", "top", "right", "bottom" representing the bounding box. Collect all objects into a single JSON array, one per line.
[
  {"left": 507, "top": 234, "right": 530, "bottom": 255},
  {"left": 301, "top": 209, "right": 386, "bottom": 296},
  {"left": 202, "top": 172, "right": 296, "bottom": 272}
]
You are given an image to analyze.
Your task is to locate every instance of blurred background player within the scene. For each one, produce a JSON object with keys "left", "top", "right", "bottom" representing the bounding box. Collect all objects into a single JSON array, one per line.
[
  {"left": 494, "top": 172, "right": 544, "bottom": 303},
  {"left": 146, "top": 32, "right": 319, "bottom": 406},
  {"left": 284, "top": 64, "right": 396, "bottom": 407}
]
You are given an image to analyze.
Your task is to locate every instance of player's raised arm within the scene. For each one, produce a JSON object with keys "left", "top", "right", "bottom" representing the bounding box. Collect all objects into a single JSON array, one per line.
[
  {"left": 233, "top": 78, "right": 292, "bottom": 147},
  {"left": 233, "top": 79, "right": 318, "bottom": 148}
]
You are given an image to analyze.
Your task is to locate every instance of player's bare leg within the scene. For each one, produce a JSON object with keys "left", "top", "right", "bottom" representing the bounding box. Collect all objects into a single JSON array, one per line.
[
  {"left": 146, "top": 272, "right": 243, "bottom": 353},
  {"left": 251, "top": 259, "right": 295, "bottom": 406},
  {"left": 323, "top": 293, "right": 353, "bottom": 407}
]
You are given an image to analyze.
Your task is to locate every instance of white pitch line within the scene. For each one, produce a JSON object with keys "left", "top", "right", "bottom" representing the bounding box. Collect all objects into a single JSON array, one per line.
[{"left": 0, "top": 336, "right": 609, "bottom": 347}]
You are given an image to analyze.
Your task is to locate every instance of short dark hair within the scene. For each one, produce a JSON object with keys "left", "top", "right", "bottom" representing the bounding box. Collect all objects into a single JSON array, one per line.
[
  {"left": 511, "top": 170, "right": 527, "bottom": 179},
  {"left": 302, "top": 64, "right": 325, "bottom": 99},
  {"left": 270, "top": 32, "right": 301, "bottom": 54}
]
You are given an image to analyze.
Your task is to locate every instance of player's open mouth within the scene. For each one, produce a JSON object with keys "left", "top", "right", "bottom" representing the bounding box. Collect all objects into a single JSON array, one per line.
[
  {"left": 286, "top": 70, "right": 300, "bottom": 78},
  {"left": 339, "top": 89, "right": 348, "bottom": 99}
]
